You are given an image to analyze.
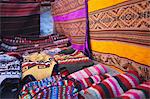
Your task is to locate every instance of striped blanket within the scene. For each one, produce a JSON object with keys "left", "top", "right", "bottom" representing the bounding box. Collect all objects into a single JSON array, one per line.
[
  {"left": 68, "top": 64, "right": 108, "bottom": 81},
  {"left": 0, "top": 2, "right": 40, "bottom": 37},
  {"left": 80, "top": 72, "right": 140, "bottom": 99},
  {"left": 20, "top": 75, "right": 78, "bottom": 99},
  {"left": 116, "top": 80, "right": 150, "bottom": 99},
  {"left": 1, "top": 34, "right": 70, "bottom": 54}
]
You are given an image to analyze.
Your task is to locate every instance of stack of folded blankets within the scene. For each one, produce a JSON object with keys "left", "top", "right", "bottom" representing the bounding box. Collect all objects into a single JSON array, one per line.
[
  {"left": 22, "top": 51, "right": 57, "bottom": 80},
  {"left": 1, "top": 34, "right": 70, "bottom": 54},
  {"left": 54, "top": 48, "right": 94, "bottom": 75},
  {"left": 20, "top": 75, "right": 78, "bottom": 99},
  {"left": 20, "top": 57, "right": 150, "bottom": 99},
  {"left": 0, "top": 53, "right": 22, "bottom": 98},
  {"left": 0, "top": 53, "right": 21, "bottom": 85},
  {"left": 69, "top": 68, "right": 150, "bottom": 99}
]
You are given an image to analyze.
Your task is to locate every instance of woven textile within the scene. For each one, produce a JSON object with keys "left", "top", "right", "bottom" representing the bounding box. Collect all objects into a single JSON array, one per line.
[
  {"left": 0, "top": 54, "right": 21, "bottom": 85},
  {"left": 88, "top": 0, "right": 150, "bottom": 80},
  {"left": 80, "top": 72, "right": 140, "bottom": 99},
  {"left": 22, "top": 51, "right": 57, "bottom": 80},
  {"left": 51, "top": 0, "right": 90, "bottom": 55},
  {"left": 0, "top": 2, "right": 40, "bottom": 37},
  {"left": 116, "top": 80, "right": 150, "bottom": 99},
  {"left": 20, "top": 75, "right": 78, "bottom": 99},
  {"left": 71, "top": 74, "right": 109, "bottom": 91},
  {"left": 68, "top": 64, "right": 108, "bottom": 81},
  {"left": 1, "top": 34, "right": 70, "bottom": 54}
]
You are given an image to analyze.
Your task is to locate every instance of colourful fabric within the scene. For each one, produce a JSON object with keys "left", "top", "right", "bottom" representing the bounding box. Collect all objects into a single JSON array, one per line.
[
  {"left": 20, "top": 75, "right": 78, "bottom": 99},
  {"left": 22, "top": 61, "right": 56, "bottom": 80},
  {"left": 58, "top": 48, "right": 76, "bottom": 55},
  {"left": 22, "top": 51, "right": 57, "bottom": 80},
  {"left": 51, "top": 0, "right": 90, "bottom": 55},
  {"left": 72, "top": 74, "right": 109, "bottom": 91},
  {"left": 54, "top": 50, "right": 86, "bottom": 60},
  {"left": 2, "top": 34, "right": 70, "bottom": 54},
  {"left": 0, "top": 54, "right": 21, "bottom": 85},
  {"left": 57, "top": 57, "right": 94, "bottom": 74},
  {"left": 89, "top": 0, "right": 150, "bottom": 80},
  {"left": 23, "top": 85, "right": 78, "bottom": 99},
  {"left": 68, "top": 64, "right": 108, "bottom": 81},
  {"left": 21, "top": 75, "right": 62, "bottom": 92},
  {"left": 80, "top": 72, "right": 140, "bottom": 99},
  {"left": 0, "top": 2, "right": 40, "bottom": 36},
  {"left": 116, "top": 80, "right": 150, "bottom": 99}
]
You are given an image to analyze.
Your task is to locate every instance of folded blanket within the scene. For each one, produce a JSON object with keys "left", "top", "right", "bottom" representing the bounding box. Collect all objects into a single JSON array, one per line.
[
  {"left": 22, "top": 61, "right": 56, "bottom": 80},
  {"left": 0, "top": 54, "right": 21, "bottom": 85},
  {"left": 54, "top": 50, "right": 86, "bottom": 60},
  {"left": 116, "top": 80, "right": 150, "bottom": 99},
  {"left": 20, "top": 75, "right": 78, "bottom": 99},
  {"left": 2, "top": 34, "right": 70, "bottom": 54},
  {"left": 70, "top": 73, "right": 110, "bottom": 91},
  {"left": 58, "top": 58, "right": 94, "bottom": 74},
  {"left": 22, "top": 85, "right": 78, "bottom": 99},
  {"left": 23, "top": 51, "right": 52, "bottom": 62},
  {"left": 68, "top": 64, "right": 108, "bottom": 81},
  {"left": 58, "top": 48, "right": 76, "bottom": 55},
  {"left": 80, "top": 72, "right": 140, "bottom": 99}
]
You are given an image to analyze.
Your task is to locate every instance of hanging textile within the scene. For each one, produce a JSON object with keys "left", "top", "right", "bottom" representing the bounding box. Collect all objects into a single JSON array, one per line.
[
  {"left": 88, "top": 0, "right": 150, "bottom": 80},
  {"left": 0, "top": 1, "right": 40, "bottom": 37},
  {"left": 51, "top": 0, "right": 90, "bottom": 56}
]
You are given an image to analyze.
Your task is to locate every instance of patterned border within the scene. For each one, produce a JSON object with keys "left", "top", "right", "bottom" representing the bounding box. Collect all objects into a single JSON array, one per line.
[
  {"left": 89, "top": 0, "right": 150, "bottom": 46},
  {"left": 92, "top": 51, "right": 150, "bottom": 80},
  {"left": 51, "top": 0, "right": 85, "bottom": 16}
]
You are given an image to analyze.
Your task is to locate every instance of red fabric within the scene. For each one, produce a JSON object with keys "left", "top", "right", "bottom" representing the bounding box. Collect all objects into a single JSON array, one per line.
[
  {"left": 92, "top": 85, "right": 105, "bottom": 99},
  {"left": 103, "top": 81, "right": 115, "bottom": 98},
  {"left": 0, "top": 3, "right": 40, "bottom": 17},
  {"left": 127, "top": 70, "right": 142, "bottom": 82},
  {"left": 116, "top": 74, "right": 132, "bottom": 90}
]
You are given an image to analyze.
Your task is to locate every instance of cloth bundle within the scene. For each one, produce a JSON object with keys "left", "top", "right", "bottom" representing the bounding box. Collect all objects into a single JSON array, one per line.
[
  {"left": 0, "top": 2, "right": 40, "bottom": 37},
  {"left": 1, "top": 34, "right": 70, "bottom": 54},
  {"left": 54, "top": 50, "right": 94, "bottom": 74},
  {"left": 116, "top": 80, "right": 150, "bottom": 99},
  {"left": 79, "top": 71, "right": 141, "bottom": 99},
  {"left": 22, "top": 52, "right": 57, "bottom": 80},
  {"left": 68, "top": 64, "right": 108, "bottom": 81},
  {"left": 20, "top": 75, "right": 78, "bottom": 99},
  {"left": 0, "top": 53, "right": 21, "bottom": 98},
  {"left": 0, "top": 54, "right": 21, "bottom": 85}
]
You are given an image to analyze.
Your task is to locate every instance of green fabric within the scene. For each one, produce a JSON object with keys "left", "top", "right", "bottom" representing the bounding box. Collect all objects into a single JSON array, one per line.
[{"left": 58, "top": 48, "right": 75, "bottom": 55}]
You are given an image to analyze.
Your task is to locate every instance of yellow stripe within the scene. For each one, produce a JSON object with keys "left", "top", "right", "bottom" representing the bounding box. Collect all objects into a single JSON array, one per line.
[
  {"left": 91, "top": 40, "right": 150, "bottom": 66},
  {"left": 88, "top": 0, "right": 127, "bottom": 12},
  {"left": 110, "top": 66, "right": 125, "bottom": 73}
]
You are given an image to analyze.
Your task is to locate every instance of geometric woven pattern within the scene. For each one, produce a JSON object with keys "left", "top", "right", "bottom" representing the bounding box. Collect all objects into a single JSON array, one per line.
[
  {"left": 89, "top": 0, "right": 150, "bottom": 80},
  {"left": 89, "top": 0, "right": 150, "bottom": 46},
  {"left": 51, "top": 0, "right": 85, "bottom": 16},
  {"left": 51, "top": 0, "right": 88, "bottom": 51},
  {"left": 92, "top": 51, "right": 150, "bottom": 80},
  {"left": 55, "top": 20, "right": 86, "bottom": 44}
]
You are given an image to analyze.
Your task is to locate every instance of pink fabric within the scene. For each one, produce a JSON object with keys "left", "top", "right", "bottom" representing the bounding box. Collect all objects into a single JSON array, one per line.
[
  {"left": 54, "top": 8, "right": 86, "bottom": 22},
  {"left": 125, "top": 74, "right": 138, "bottom": 87},
  {"left": 126, "top": 91, "right": 141, "bottom": 99},
  {"left": 108, "top": 78, "right": 121, "bottom": 96}
]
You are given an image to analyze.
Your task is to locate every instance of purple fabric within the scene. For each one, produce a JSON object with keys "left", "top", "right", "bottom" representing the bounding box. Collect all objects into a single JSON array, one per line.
[
  {"left": 72, "top": 44, "right": 84, "bottom": 51},
  {"left": 84, "top": 0, "right": 91, "bottom": 57},
  {"left": 54, "top": 8, "right": 86, "bottom": 22},
  {"left": 51, "top": 0, "right": 90, "bottom": 54}
]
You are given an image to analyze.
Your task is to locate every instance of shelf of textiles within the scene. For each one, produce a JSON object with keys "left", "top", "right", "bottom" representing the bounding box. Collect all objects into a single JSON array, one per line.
[{"left": 0, "top": 34, "right": 71, "bottom": 54}]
